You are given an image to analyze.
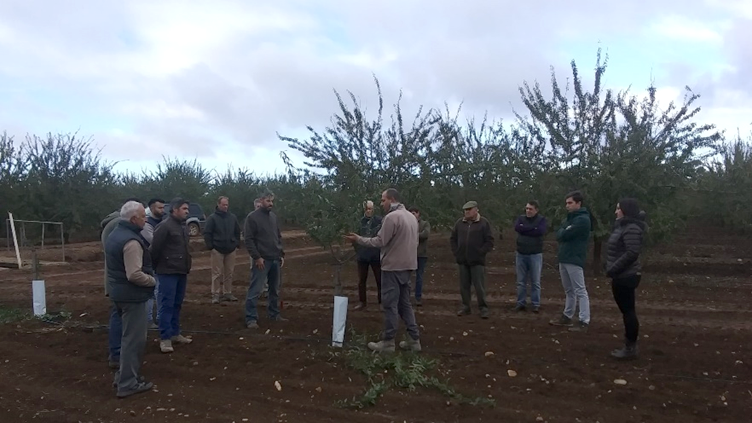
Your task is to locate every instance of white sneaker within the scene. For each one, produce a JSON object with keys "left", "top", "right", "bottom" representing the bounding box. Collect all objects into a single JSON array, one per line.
[
  {"left": 160, "top": 340, "right": 174, "bottom": 353},
  {"left": 171, "top": 334, "right": 193, "bottom": 344}
]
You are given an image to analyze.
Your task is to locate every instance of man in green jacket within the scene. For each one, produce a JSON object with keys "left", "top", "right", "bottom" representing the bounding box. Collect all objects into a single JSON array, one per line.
[
  {"left": 550, "top": 191, "right": 592, "bottom": 332},
  {"left": 409, "top": 207, "right": 430, "bottom": 306}
]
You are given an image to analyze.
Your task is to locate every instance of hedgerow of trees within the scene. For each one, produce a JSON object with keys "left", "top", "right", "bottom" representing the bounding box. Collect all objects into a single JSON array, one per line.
[{"left": 0, "top": 50, "right": 750, "bottom": 263}]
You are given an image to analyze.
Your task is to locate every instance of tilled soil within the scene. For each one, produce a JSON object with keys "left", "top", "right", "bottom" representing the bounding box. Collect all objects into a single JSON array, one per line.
[{"left": 0, "top": 229, "right": 751, "bottom": 422}]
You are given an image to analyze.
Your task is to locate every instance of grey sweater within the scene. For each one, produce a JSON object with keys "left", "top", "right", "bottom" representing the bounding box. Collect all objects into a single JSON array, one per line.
[{"left": 356, "top": 204, "right": 419, "bottom": 271}]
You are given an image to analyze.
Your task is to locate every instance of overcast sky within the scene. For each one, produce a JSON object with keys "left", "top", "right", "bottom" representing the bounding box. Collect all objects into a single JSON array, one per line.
[{"left": 1, "top": 0, "right": 750, "bottom": 176}]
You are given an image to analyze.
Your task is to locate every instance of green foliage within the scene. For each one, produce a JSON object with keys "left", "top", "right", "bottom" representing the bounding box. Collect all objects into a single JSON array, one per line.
[
  {"left": 332, "top": 331, "right": 495, "bottom": 409},
  {"left": 0, "top": 49, "right": 746, "bottom": 255},
  {"left": 0, "top": 306, "right": 28, "bottom": 325}
]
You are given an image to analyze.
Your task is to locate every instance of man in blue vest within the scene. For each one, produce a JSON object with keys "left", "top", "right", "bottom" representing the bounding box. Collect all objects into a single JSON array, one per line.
[
  {"left": 105, "top": 201, "right": 157, "bottom": 398},
  {"left": 142, "top": 198, "right": 165, "bottom": 329}
]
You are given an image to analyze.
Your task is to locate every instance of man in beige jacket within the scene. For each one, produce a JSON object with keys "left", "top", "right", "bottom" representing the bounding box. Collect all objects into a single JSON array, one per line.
[{"left": 345, "top": 188, "right": 421, "bottom": 353}]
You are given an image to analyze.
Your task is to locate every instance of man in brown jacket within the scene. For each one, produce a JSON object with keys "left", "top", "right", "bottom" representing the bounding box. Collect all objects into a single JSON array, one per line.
[
  {"left": 345, "top": 188, "right": 421, "bottom": 353},
  {"left": 450, "top": 201, "right": 495, "bottom": 319}
]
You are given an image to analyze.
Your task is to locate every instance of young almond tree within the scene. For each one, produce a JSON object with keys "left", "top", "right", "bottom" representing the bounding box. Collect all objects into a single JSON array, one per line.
[
  {"left": 278, "top": 76, "right": 437, "bottom": 293},
  {"left": 517, "top": 49, "right": 721, "bottom": 272}
]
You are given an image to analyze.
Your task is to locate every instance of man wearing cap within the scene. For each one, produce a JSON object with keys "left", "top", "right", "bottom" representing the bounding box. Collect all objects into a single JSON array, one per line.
[{"left": 450, "top": 201, "right": 495, "bottom": 319}]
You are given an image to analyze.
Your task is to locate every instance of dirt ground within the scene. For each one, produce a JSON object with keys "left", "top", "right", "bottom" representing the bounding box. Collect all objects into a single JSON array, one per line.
[{"left": 0, "top": 225, "right": 751, "bottom": 423}]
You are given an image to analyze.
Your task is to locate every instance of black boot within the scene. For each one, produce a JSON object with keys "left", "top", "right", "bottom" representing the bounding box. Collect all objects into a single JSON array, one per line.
[{"left": 611, "top": 340, "right": 638, "bottom": 360}]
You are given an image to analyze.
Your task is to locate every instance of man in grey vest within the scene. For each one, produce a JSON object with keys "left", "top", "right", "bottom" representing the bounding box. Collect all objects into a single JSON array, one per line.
[
  {"left": 100, "top": 197, "right": 141, "bottom": 369},
  {"left": 105, "top": 201, "right": 156, "bottom": 398}
]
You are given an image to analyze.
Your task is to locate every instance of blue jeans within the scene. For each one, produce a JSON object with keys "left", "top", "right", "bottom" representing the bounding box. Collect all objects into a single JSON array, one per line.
[
  {"left": 415, "top": 257, "right": 428, "bottom": 300},
  {"left": 516, "top": 253, "right": 542, "bottom": 307},
  {"left": 108, "top": 303, "right": 122, "bottom": 361},
  {"left": 157, "top": 274, "right": 188, "bottom": 340},
  {"left": 145, "top": 279, "right": 160, "bottom": 324},
  {"left": 245, "top": 259, "right": 281, "bottom": 323}
]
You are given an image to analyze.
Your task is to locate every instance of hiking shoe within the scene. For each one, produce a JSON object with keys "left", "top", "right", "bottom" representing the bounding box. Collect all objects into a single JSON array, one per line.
[
  {"left": 159, "top": 340, "right": 174, "bottom": 353},
  {"left": 611, "top": 343, "right": 639, "bottom": 360},
  {"left": 171, "top": 334, "right": 193, "bottom": 344},
  {"left": 457, "top": 308, "right": 471, "bottom": 316},
  {"left": 512, "top": 304, "right": 526, "bottom": 312},
  {"left": 367, "top": 339, "right": 396, "bottom": 353},
  {"left": 108, "top": 358, "right": 120, "bottom": 369},
  {"left": 415, "top": 299, "right": 423, "bottom": 307},
  {"left": 223, "top": 293, "right": 239, "bottom": 302},
  {"left": 211, "top": 295, "right": 221, "bottom": 304},
  {"left": 270, "top": 316, "right": 288, "bottom": 322},
  {"left": 568, "top": 322, "right": 589, "bottom": 332},
  {"left": 549, "top": 315, "right": 573, "bottom": 326},
  {"left": 113, "top": 375, "right": 146, "bottom": 389},
  {"left": 116, "top": 381, "right": 153, "bottom": 398},
  {"left": 398, "top": 337, "right": 422, "bottom": 352},
  {"left": 532, "top": 306, "right": 540, "bottom": 314},
  {"left": 353, "top": 303, "right": 367, "bottom": 311},
  {"left": 480, "top": 309, "right": 490, "bottom": 319},
  {"left": 148, "top": 322, "right": 159, "bottom": 330},
  {"left": 246, "top": 320, "right": 259, "bottom": 329}
]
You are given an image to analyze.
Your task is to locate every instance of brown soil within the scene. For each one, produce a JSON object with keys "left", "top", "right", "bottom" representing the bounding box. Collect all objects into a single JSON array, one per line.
[{"left": 0, "top": 228, "right": 751, "bottom": 422}]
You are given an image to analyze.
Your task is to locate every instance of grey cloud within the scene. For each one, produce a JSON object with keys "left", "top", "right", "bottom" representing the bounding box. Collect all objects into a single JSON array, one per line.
[{"left": 1, "top": 0, "right": 750, "bottom": 166}]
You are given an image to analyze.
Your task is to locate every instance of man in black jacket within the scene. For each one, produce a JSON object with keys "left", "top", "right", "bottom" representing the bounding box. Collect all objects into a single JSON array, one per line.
[
  {"left": 450, "top": 201, "right": 495, "bottom": 319},
  {"left": 142, "top": 198, "right": 165, "bottom": 329},
  {"left": 353, "top": 200, "right": 382, "bottom": 311},
  {"left": 243, "top": 192, "right": 286, "bottom": 329},
  {"left": 204, "top": 196, "right": 241, "bottom": 304},
  {"left": 105, "top": 201, "right": 156, "bottom": 398},
  {"left": 513, "top": 201, "right": 547, "bottom": 313},
  {"left": 151, "top": 198, "right": 193, "bottom": 353}
]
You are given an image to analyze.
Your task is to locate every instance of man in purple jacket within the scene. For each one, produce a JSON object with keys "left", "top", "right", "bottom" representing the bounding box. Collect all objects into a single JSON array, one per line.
[{"left": 513, "top": 201, "right": 547, "bottom": 313}]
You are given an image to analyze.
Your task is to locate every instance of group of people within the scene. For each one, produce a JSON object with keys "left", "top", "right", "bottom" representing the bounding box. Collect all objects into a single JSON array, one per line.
[
  {"left": 347, "top": 189, "right": 647, "bottom": 361},
  {"left": 100, "top": 186, "right": 646, "bottom": 398},
  {"left": 100, "top": 193, "right": 286, "bottom": 398}
]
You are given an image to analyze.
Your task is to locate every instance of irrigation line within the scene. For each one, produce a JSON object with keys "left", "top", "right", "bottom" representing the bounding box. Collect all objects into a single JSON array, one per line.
[{"left": 35, "top": 320, "right": 752, "bottom": 385}]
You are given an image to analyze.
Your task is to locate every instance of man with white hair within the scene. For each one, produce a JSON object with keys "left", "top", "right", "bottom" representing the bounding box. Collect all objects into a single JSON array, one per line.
[
  {"left": 352, "top": 200, "right": 383, "bottom": 311},
  {"left": 100, "top": 197, "right": 141, "bottom": 370},
  {"left": 105, "top": 201, "right": 157, "bottom": 398}
]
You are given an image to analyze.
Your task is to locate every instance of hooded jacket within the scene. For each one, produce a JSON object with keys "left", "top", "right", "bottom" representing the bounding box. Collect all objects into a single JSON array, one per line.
[{"left": 556, "top": 207, "right": 591, "bottom": 268}]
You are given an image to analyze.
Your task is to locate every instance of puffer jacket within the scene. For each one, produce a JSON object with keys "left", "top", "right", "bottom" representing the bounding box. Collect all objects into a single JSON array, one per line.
[{"left": 606, "top": 217, "right": 646, "bottom": 280}]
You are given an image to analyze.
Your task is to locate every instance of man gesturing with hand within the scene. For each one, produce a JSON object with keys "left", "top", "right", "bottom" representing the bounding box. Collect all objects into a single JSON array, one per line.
[{"left": 243, "top": 191, "right": 286, "bottom": 329}]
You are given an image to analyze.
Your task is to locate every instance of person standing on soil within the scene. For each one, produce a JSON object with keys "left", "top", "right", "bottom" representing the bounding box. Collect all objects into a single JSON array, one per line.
[
  {"left": 142, "top": 198, "right": 165, "bottom": 330},
  {"left": 151, "top": 198, "right": 194, "bottom": 353},
  {"left": 549, "top": 191, "right": 592, "bottom": 332},
  {"left": 345, "top": 188, "right": 422, "bottom": 353},
  {"left": 409, "top": 206, "right": 430, "bottom": 307},
  {"left": 606, "top": 198, "right": 647, "bottom": 360},
  {"left": 104, "top": 200, "right": 156, "bottom": 398},
  {"left": 253, "top": 197, "right": 270, "bottom": 298},
  {"left": 352, "top": 200, "right": 383, "bottom": 311},
  {"left": 243, "top": 191, "right": 286, "bottom": 329},
  {"left": 101, "top": 197, "right": 141, "bottom": 369},
  {"left": 513, "top": 201, "right": 547, "bottom": 313},
  {"left": 450, "top": 201, "right": 495, "bottom": 319},
  {"left": 204, "top": 196, "right": 242, "bottom": 304}
]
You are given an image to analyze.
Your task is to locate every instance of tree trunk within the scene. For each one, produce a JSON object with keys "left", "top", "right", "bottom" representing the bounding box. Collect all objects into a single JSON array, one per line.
[
  {"left": 333, "top": 264, "right": 343, "bottom": 296},
  {"left": 592, "top": 238, "right": 603, "bottom": 277}
]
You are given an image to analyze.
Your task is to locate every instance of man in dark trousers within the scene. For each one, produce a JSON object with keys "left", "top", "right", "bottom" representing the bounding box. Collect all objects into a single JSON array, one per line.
[
  {"left": 101, "top": 197, "right": 141, "bottom": 370},
  {"left": 409, "top": 207, "right": 430, "bottom": 306},
  {"left": 450, "top": 201, "right": 495, "bottom": 319},
  {"left": 105, "top": 201, "right": 156, "bottom": 398},
  {"left": 345, "top": 188, "right": 421, "bottom": 353},
  {"left": 151, "top": 198, "right": 193, "bottom": 353},
  {"left": 244, "top": 191, "right": 286, "bottom": 329},
  {"left": 142, "top": 198, "right": 165, "bottom": 329},
  {"left": 353, "top": 200, "right": 382, "bottom": 311},
  {"left": 513, "top": 200, "right": 547, "bottom": 313},
  {"left": 550, "top": 190, "right": 592, "bottom": 332},
  {"left": 204, "top": 196, "right": 242, "bottom": 304}
]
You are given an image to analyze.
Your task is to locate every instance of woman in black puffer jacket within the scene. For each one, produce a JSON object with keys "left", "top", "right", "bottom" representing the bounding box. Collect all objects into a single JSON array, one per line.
[{"left": 605, "top": 198, "right": 647, "bottom": 360}]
